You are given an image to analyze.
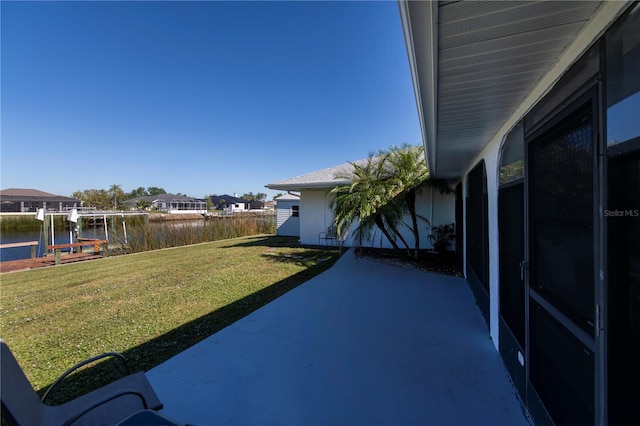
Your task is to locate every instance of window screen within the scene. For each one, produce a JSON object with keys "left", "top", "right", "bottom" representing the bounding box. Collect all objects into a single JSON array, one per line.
[
  {"left": 499, "top": 183, "right": 525, "bottom": 346},
  {"left": 530, "top": 301, "right": 594, "bottom": 426},
  {"left": 466, "top": 161, "right": 489, "bottom": 292},
  {"left": 530, "top": 105, "right": 594, "bottom": 333}
]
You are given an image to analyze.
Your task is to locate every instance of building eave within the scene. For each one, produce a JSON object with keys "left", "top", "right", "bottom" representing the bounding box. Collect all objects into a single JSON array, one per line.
[
  {"left": 266, "top": 180, "right": 350, "bottom": 192},
  {"left": 398, "top": 0, "right": 632, "bottom": 181},
  {"left": 398, "top": 0, "right": 438, "bottom": 176}
]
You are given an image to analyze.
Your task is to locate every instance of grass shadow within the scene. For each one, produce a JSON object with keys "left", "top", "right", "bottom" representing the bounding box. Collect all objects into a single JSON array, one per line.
[
  {"left": 220, "top": 236, "right": 344, "bottom": 254},
  {"left": 261, "top": 248, "right": 339, "bottom": 267},
  {"left": 217, "top": 235, "right": 300, "bottom": 248},
  {"left": 36, "top": 248, "right": 343, "bottom": 405}
]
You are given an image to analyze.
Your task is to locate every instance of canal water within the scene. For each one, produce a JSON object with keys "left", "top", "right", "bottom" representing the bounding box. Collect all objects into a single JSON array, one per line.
[
  {"left": 0, "top": 226, "right": 107, "bottom": 261},
  {"left": 1, "top": 215, "right": 275, "bottom": 262}
]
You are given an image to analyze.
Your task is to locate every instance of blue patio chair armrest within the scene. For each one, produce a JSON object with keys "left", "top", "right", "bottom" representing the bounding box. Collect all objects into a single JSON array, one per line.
[
  {"left": 62, "top": 389, "right": 149, "bottom": 426},
  {"left": 42, "top": 352, "right": 131, "bottom": 403}
]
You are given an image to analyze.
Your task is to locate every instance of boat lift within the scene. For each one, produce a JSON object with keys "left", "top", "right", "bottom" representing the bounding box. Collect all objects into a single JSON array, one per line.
[{"left": 34, "top": 209, "right": 148, "bottom": 255}]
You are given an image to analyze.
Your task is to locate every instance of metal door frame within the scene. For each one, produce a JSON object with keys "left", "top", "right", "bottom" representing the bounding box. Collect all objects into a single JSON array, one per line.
[{"left": 524, "top": 83, "right": 605, "bottom": 425}]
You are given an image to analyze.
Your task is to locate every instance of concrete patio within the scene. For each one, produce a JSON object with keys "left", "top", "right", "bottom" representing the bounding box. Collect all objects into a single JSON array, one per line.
[{"left": 147, "top": 249, "right": 531, "bottom": 425}]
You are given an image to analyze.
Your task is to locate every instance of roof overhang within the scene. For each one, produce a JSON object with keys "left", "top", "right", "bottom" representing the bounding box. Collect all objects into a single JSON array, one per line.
[
  {"left": 398, "top": 0, "right": 439, "bottom": 180},
  {"left": 399, "top": 0, "right": 631, "bottom": 180},
  {"left": 265, "top": 180, "right": 350, "bottom": 192},
  {"left": 265, "top": 158, "right": 371, "bottom": 192}
]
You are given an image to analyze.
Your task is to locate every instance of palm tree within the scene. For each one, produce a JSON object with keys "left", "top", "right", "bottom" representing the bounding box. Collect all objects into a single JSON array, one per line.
[
  {"left": 330, "top": 145, "right": 438, "bottom": 260},
  {"left": 330, "top": 153, "right": 410, "bottom": 256},
  {"left": 387, "top": 144, "right": 431, "bottom": 258},
  {"left": 109, "top": 184, "right": 122, "bottom": 210}
]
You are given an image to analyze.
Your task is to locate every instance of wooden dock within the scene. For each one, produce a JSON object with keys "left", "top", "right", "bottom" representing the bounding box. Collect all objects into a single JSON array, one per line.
[
  {"left": 0, "top": 240, "right": 39, "bottom": 259},
  {"left": 0, "top": 253, "right": 103, "bottom": 273}
]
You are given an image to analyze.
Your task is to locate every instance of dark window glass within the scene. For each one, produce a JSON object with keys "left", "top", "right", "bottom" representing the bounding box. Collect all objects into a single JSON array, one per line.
[
  {"left": 291, "top": 205, "right": 299, "bottom": 217},
  {"left": 455, "top": 183, "right": 463, "bottom": 256},
  {"left": 533, "top": 223, "right": 594, "bottom": 322},
  {"left": 606, "top": 7, "right": 640, "bottom": 423},
  {"left": 500, "top": 121, "right": 524, "bottom": 184},
  {"left": 530, "top": 301, "right": 594, "bottom": 426},
  {"left": 607, "top": 4, "right": 640, "bottom": 148},
  {"left": 499, "top": 182, "right": 525, "bottom": 346},
  {"left": 466, "top": 161, "right": 489, "bottom": 292},
  {"left": 607, "top": 150, "right": 640, "bottom": 426}
]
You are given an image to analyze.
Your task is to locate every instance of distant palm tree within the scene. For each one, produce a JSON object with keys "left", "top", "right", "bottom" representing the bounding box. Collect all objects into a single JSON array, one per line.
[{"left": 109, "top": 184, "right": 122, "bottom": 210}]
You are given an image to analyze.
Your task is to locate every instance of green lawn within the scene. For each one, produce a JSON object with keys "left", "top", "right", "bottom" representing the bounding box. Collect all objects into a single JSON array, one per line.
[{"left": 0, "top": 235, "right": 341, "bottom": 403}]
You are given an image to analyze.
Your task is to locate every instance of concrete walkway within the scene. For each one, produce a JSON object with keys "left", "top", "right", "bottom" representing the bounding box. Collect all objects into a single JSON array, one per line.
[{"left": 147, "top": 249, "right": 530, "bottom": 426}]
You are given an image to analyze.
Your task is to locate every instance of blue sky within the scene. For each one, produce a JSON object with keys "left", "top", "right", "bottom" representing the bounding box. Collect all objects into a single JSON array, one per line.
[{"left": 1, "top": 0, "right": 421, "bottom": 199}]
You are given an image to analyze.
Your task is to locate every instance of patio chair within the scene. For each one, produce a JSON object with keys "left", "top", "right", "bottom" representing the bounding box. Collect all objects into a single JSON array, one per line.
[
  {"left": 0, "top": 339, "right": 163, "bottom": 426},
  {"left": 318, "top": 225, "right": 338, "bottom": 246}
]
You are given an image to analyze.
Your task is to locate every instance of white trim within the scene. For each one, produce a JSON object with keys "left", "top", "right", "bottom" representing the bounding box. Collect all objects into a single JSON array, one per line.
[{"left": 398, "top": 0, "right": 438, "bottom": 175}]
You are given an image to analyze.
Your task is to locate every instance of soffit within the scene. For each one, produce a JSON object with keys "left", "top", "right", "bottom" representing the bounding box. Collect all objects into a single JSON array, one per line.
[{"left": 407, "top": 1, "right": 603, "bottom": 179}]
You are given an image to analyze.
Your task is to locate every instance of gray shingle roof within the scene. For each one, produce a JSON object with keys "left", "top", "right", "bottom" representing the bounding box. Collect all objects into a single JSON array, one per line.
[
  {"left": 208, "top": 195, "right": 250, "bottom": 204},
  {"left": 0, "top": 188, "right": 72, "bottom": 198},
  {"left": 274, "top": 193, "right": 300, "bottom": 201},
  {"left": 266, "top": 158, "right": 370, "bottom": 191}
]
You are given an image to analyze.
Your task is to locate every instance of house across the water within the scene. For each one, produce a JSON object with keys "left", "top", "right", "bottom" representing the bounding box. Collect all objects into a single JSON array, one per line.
[
  {"left": 208, "top": 195, "right": 251, "bottom": 213},
  {"left": 125, "top": 194, "right": 207, "bottom": 214},
  {"left": 0, "top": 188, "right": 81, "bottom": 213}
]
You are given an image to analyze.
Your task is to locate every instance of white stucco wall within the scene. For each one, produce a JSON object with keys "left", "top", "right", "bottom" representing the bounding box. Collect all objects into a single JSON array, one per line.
[
  {"left": 298, "top": 188, "right": 455, "bottom": 250},
  {"left": 299, "top": 190, "right": 335, "bottom": 246},
  {"left": 427, "top": 188, "right": 457, "bottom": 249}
]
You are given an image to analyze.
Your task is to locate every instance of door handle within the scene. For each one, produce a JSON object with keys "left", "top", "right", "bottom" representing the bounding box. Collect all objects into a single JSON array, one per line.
[{"left": 520, "top": 260, "right": 529, "bottom": 282}]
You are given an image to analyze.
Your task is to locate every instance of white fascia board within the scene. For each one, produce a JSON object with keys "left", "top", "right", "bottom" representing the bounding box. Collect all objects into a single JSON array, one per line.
[
  {"left": 265, "top": 181, "right": 350, "bottom": 192},
  {"left": 398, "top": 0, "right": 438, "bottom": 175}
]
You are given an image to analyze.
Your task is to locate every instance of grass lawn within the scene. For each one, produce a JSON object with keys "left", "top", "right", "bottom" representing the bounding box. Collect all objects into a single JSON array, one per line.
[{"left": 0, "top": 235, "right": 341, "bottom": 404}]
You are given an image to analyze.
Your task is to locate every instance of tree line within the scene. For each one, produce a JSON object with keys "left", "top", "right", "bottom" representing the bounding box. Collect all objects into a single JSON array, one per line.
[
  {"left": 71, "top": 186, "right": 168, "bottom": 210},
  {"left": 72, "top": 186, "right": 283, "bottom": 210}
]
